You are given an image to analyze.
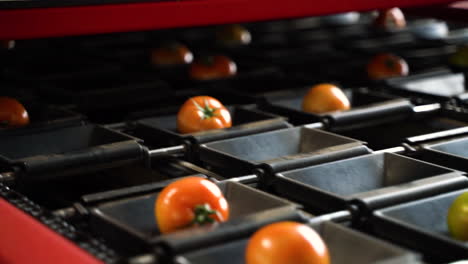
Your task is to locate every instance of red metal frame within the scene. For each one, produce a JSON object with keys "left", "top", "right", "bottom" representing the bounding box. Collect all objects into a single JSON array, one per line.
[
  {"left": 0, "top": 199, "right": 103, "bottom": 264},
  {"left": 0, "top": 0, "right": 458, "bottom": 40}
]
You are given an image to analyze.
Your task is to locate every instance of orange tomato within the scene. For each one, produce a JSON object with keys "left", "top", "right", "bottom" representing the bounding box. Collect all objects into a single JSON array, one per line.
[
  {"left": 155, "top": 176, "right": 229, "bottom": 234},
  {"left": 189, "top": 55, "right": 237, "bottom": 80},
  {"left": 0, "top": 97, "right": 30, "bottom": 128},
  {"left": 245, "top": 221, "right": 330, "bottom": 264},
  {"left": 151, "top": 42, "right": 193, "bottom": 66},
  {"left": 216, "top": 24, "right": 252, "bottom": 46},
  {"left": 177, "top": 96, "right": 232, "bottom": 134},
  {"left": 374, "top": 8, "right": 406, "bottom": 30},
  {"left": 367, "top": 53, "right": 409, "bottom": 80},
  {"left": 302, "top": 83, "right": 351, "bottom": 114}
]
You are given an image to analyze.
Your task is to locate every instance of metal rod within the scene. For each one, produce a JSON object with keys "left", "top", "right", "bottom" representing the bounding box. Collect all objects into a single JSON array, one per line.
[
  {"left": 104, "top": 122, "right": 128, "bottom": 130},
  {"left": 175, "top": 160, "right": 225, "bottom": 181},
  {"left": 373, "top": 146, "right": 406, "bottom": 154},
  {"left": 148, "top": 145, "right": 185, "bottom": 158},
  {"left": 0, "top": 172, "right": 16, "bottom": 183},
  {"left": 224, "top": 174, "right": 259, "bottom": 184},
  {"left": 413, "top": 103, "right": 441, "bottom": 113},
  {"left": 307, "top": 210, "right": 352, "bottom": 225}
]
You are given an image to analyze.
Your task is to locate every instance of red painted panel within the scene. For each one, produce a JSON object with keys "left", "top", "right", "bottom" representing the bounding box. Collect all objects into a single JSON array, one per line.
[
  {"left": 0, "top": 199, "right": 103, "bottom": 264},
  {"left": 0, "top": 0, "right": 457, "bottom": 40}
]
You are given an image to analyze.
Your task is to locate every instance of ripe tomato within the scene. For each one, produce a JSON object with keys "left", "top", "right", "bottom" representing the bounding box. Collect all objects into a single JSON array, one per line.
[
  {"left": 155, "top": 176, "right": 229, "bottom": 234},
  {"left": 0, "top": 97, "right": 30, "bottom": 128},
  {"left": 447, "top": 192, "right": 468, "bottom": 241},
  {"left": 374, "top": 8, "right": 406, "bottom": 30},
  {"left": 216, "top": 24, "right": 252, "bottom": 46},
  {"left": 302, "top": 83, "right": 350, "bottom": 114},
  {"left": 367, "top": 53, "right": 409, "bottom": 80},
  {"left": 245, "top": 221, "right": 330, "bottom": 264},
  {"left": 177, "top": 96, "right": 232, "bottom": 134},
  {"left": 189, "top": 55, "right": 237, "bottom": 80},
  {"left": 151, "top": 42, "right": 193, "bottom": 66}
]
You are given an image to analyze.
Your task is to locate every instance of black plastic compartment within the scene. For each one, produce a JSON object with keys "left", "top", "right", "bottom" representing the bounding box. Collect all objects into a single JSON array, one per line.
[
  {"left": 412, "top": 134, "right": 468, "bottom": 173},
  {"left": 330, "top": 107, "right": 468, "bottom": 150},
  {"left": 199, "top": 126, "right": 370, "bottom": 179},
  {"left": 273, "top": 152, "right": 467, "bottom": 214},
  {"left": 133, "top": 105, "right": 291, "bottom": 157},
  {"left": 259, "top": 87, "right": 413, "bottom": 126},
  {"left": 384, "top": 69, "right": 467, "bottom": 103},
  {"left": 175, "top": 219, "right": 421, "bottom": 264},
  {"left": 0, "top": 102, "right": 84, "bottom": 131},
  {"left": 17, "top": 158, "right": 198, "bottom": 210},
  {"left": 0, "top": 124, "right": 145, "bottom": 181},
  {"left": 371, "top": 188, "right": 468, "bottom": 263},
  {"left": 89, "top": 180, "right": 297, "bottom": 255}
]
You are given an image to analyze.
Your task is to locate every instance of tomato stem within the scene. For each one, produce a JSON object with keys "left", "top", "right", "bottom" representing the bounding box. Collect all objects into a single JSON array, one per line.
[
  {"left": 191, "top": 203, "right": 219, "bottom": 226},
  {"left": 192, "top": 99, "right": 218, "bottom": 119}
]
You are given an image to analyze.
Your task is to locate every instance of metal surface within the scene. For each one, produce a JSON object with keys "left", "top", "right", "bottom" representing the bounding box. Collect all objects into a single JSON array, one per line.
[
  {"left": 89, "top": 181, "right": 297, "bottom": 254},
  {"left": 176, "top": 219, "right": 421, "bottom": 264},
  {"left": 371, "top": 188, "right": 468, "bottom": 262},
  {"left": 148, "top": 145, "right": 185, "bottom": 159},
  {"left": 199, "top": 126, "right": 370, "bottom": 177},
  {"left": 274, "top": 152, "right": 467, "bottom": 213}
]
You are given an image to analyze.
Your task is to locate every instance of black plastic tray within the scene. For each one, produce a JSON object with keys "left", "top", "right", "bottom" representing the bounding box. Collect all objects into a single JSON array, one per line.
[
  {"left": 411, "top": 134, "right": 468, "bottom": 173},
  {"left": 384, "top": 69, "right": 467, "bottom": 103},
  {"left": 273, "top": 152, "right": 467, "bottom": 214},
  {"left": 371, "top": 188, "right": 468, "bottom": 263},
  {"left": 259, "top": 87, "right": 413, "bottom": 126},
  {"left": 17, "top": 158, "right": 198, "bottom": 210},
  {"left": 199, "top": 125, "right": 370, "bottom": 179},
  {"left": 175, "top": 218, "right": 421, "bottom": 264},
  {"left": 89, "top": 180, "right": 298, "bottom": 255},
  {"left": 133, "top": 105, "right": 291, "bottom": 159},
  {"left": 0, "top": 124, "right": 145, "bottom": 181},
  {"left": 330, "top": 108, "right": 468, "bottom": 150}
]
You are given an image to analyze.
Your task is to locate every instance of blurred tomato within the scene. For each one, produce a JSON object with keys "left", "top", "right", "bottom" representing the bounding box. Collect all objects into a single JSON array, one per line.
[
  {"left": 0, "top": 97, "right": 29, "bottom": 128},
  {"left": 189, "top": 55, "right": 237, "bottom": 80},
  {"left": 374, "top": 8, "right": 406, "bottom": 30},
  {"left": 367, "top": 53, "right": 409, "bottom": 80},
  {"left": 447, "top": 192, "right": 468, "bottom": 241},
  {"left": 302, "top": 83, "right": 350, "bottom": 114},
  {"left": 151, "top": 42, "right": 193, "bottom": 66}
]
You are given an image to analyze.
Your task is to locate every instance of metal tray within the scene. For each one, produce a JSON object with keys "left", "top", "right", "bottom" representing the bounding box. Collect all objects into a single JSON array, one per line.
[
  {"left": 0, "top": 124, "right": 145, "bottom": 182},
  {"left": 199, "top": 125, "right": 370, "bottom": 179},
  {"left": 175, "top": 217, "right": 421, "bottom": 264},
  {"left": 273, "top": 152, "right": 467, "bottom": 214},
  {"left": 384, "top": 69, "right": 467, "bottom": 103},
  {"left": 259, "top": 87, "right": 413, "bottom": 126},
  {"left": 133, "top": 105, "right": 290, "bottom": 160},
  {"left": 89, "top": 180, "right": 297, "bottom": 255},
  {"left": 330, "top": 108, "right": 468, "bottom": 150},
  {"left": 371, "top": 188, "right": 468, "bottom": 262}
]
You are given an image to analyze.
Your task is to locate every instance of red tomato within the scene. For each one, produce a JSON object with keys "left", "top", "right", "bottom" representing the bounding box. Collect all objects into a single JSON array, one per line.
[
  {"left": 0, "top": 97, "right": 30, "bottom": 128},
  {"left": 216, "top": 24, "right": 252, "bottom": 46},
  {"left": 151, "top": 42, "right": 193, "bottom": 66},
  {"left": 245, "top": 221, "right": 330, "bottom": 264},
  {"left": 189, "top": 55, "right": 237, "bottom": 80},
  {"left": 155, "top": 177, "right": 229, "bottom": 234},
  {"left": 177, "top": 96, "right": 232, "bottom": 134},
  {"left": 367, "top": 53, "right": 409, "bottom": 80},
  {"left": 302, "top": 83, "right": 351, "bottom": 114},
  {"left": 374, "top": 8, "right": 406, "bottom": 30}
]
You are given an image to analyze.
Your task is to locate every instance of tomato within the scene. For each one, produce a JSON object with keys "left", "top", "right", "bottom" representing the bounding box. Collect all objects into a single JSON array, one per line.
[
  {"left": 177, "top": 96, "right": 232, "bottom": 134},
  {"left": 0, "top": 40, "right": 15, "bottom": 50},
  {"left": 367, "top": 53, "right": 409, "bottom": 80},
  {"left": 449, "top": 45, "right": 468, "bottom": 68},
  {"left": 189, "top": 55, "right": 237, "bottom": 80},
  {"left": 0, "top": 97, "right": 30, "bottom": 128},
  {"left": 245, "top": 221, "right": 330, "bottom": 264},
  {"left": 151, "top": 42, "right": 193, "bottom": 66},
  {"left": 374, "top": 8, "right": 406, "bottom": 30},
  {"left": 155, "top": 176, "right": 229, "bottom": 234},
  {"left": 447, "top": 192, "right": 468, "bottom": 241},
  {"left": 302, "top": 83, "right": 350, "bottom": 114},
  {"left": 216, "top": 24, "right": 252, "bottom": 46}
]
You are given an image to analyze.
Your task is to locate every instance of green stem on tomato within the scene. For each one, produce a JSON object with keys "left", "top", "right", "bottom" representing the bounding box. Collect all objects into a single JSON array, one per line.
[
  {"left": 191, "top": 203, "right": 220, "bottom": 226},
  {"left": 192, "top": 99, "right": 219, "bottom": 119}
]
